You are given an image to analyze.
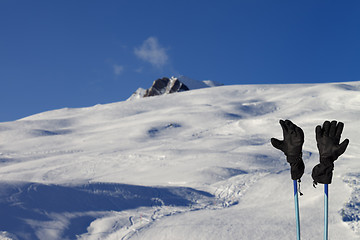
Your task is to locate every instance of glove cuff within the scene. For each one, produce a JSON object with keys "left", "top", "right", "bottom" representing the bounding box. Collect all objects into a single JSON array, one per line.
[
  {"left": 286, "top": 152, "right": 302, "bottom": 164},
  {"left": 286, "top": 155, "right": 305, "bottom": 180},
  {"left": 312, "top": 162, "right": 334, "bottom": 185},
  {"left": 319, "top": 156, "right": 336, "bottom": 165}
]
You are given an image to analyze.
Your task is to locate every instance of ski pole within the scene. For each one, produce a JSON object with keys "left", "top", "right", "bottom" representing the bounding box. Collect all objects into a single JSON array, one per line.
[
  {"left": 324, "top": 184, "right": 329, "bottom": 240},
  {"left": 271, "top": 120, "right": 305, "bottom": 240},
  {"left": 293, "top": 180, "right": 301, "bottom": 240}
]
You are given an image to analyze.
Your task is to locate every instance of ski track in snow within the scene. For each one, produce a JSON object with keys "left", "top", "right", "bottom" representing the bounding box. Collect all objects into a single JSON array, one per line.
[{"left": 0, "top": 82, "right": 359, "bottom": 239}]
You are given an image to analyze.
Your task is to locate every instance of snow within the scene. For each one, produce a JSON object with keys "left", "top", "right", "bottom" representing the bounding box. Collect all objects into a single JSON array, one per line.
[
  {"left": 177, "top": 75, "right": 223, "bottom": 89},
  {"left": 0, "top": 81, "right": 359, "bottom": 239},
  {"left": 127, "top": 88, "right": 147, "bottom": 101}
]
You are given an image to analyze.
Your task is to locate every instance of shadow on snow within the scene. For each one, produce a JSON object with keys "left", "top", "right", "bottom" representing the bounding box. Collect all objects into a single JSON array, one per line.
[{"left": 0, "top": 181, "right": 213, "bottom": 240}]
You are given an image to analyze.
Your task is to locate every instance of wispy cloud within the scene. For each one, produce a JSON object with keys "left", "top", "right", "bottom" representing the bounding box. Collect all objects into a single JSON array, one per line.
[
  {"left": 113, "top": 64, "right": 124, "bottom": 75},
  {"left": 134, "top": 37, "right": 168, "bottom": 68}
]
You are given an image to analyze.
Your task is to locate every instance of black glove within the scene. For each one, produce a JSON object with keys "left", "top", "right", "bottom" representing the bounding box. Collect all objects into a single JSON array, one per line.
[
  {"left": 271, "top": 120, "right": 305, "bottom": 180},
  {"left": 312, "top": 120, "right": 349, "bottom": 185}
]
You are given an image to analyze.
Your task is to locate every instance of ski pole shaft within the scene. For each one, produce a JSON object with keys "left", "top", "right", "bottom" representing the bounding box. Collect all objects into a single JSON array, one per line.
[
  {"left": 324, "top": 184, "right": 329, "bottom": 240},
  {"left": 293, "top": 180, "right": 301, "bottom": 240}
]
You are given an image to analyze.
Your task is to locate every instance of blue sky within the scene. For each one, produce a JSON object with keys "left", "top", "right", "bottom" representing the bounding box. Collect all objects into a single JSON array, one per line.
[{"left": 1, "top": 0, "right": 360, "bottom": 122}]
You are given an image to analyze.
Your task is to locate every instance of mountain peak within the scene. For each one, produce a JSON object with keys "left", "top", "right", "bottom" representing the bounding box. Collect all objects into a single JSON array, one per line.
[
  {"left": 144, "top": 77, "right": 189, "bottom": 97},
  {"left": 127, "top": 76, "right": 223, "bottom": 100}
]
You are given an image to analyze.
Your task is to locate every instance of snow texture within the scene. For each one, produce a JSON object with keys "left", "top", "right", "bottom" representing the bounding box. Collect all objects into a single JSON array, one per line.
[{"left": 0, "top": 81, "right": 359, "bottom": 239}]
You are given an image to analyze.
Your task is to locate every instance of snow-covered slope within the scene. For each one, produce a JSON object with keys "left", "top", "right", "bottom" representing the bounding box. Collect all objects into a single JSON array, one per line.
[{"left": 0, "top": 82, "right": 359, "bottom": 239}]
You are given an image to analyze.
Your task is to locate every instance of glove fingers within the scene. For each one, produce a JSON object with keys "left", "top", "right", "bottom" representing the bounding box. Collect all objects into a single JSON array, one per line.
[
  {"left": 295, "top": 125, "right": 304, "bottom": 139},
  {"left": 285, "top": 119, "right": 295, "bottom": 132},
  {"left": 315, "top": 125, "right": 322, "bottom": 141},
  {"left": 329, "top": 121, "right": 337, "bottom": 137},
  {"left": 335, "top": 121, "right": 344, "bottom": 140},
  {"left": 271, "top": 138, "right": 284, "bottom": 151},
  {"left": 337, "top": 139, "right": 349, "bottom": 156},
  {"left": 279, "top": 120, "right": 287, "bottom": 132},
  {"left": 323, "top": 121, "right": 331, "bottom": 136}
]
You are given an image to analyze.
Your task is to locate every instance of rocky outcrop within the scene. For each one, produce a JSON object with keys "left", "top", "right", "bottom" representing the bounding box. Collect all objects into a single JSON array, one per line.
[
  {"left": 127, "top": 76, "right": 223, "bottom": 100},
  {"left": 144, "top": 77, "right": 189, "bottom": 97},
  {"left": 128, "top": 77, "right": 190, "bottom": 100}
]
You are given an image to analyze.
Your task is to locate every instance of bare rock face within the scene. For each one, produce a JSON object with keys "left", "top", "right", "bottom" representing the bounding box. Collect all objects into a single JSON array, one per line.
[
  {"left": 144, "top": 77, "right": 189, "bottom": 97},
  {"left": 127, "top": 76, "right": 222, "bottom": 101}
]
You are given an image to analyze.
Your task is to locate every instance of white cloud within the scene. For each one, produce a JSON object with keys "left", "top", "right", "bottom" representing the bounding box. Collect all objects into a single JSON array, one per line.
[
  {"left": 113, "top": 64, "right": 124, "bottom": 75},
  {"left": 134, "top": 37, "right": 168, "bottom": 68}
]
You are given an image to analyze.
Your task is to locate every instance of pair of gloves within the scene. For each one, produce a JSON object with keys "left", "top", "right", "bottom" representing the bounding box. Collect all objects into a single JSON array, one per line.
[{"left": 271, "top": 120, "right": 349, "bottom": 185}]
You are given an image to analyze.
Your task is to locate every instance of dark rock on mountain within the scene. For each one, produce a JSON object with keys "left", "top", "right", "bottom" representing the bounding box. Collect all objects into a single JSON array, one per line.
[
  {"left": 144, "top": 77, "right": 189, "bottom": 97},
  {"left": 127, "top": 76, "right": 223, "bottom": 100}
]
